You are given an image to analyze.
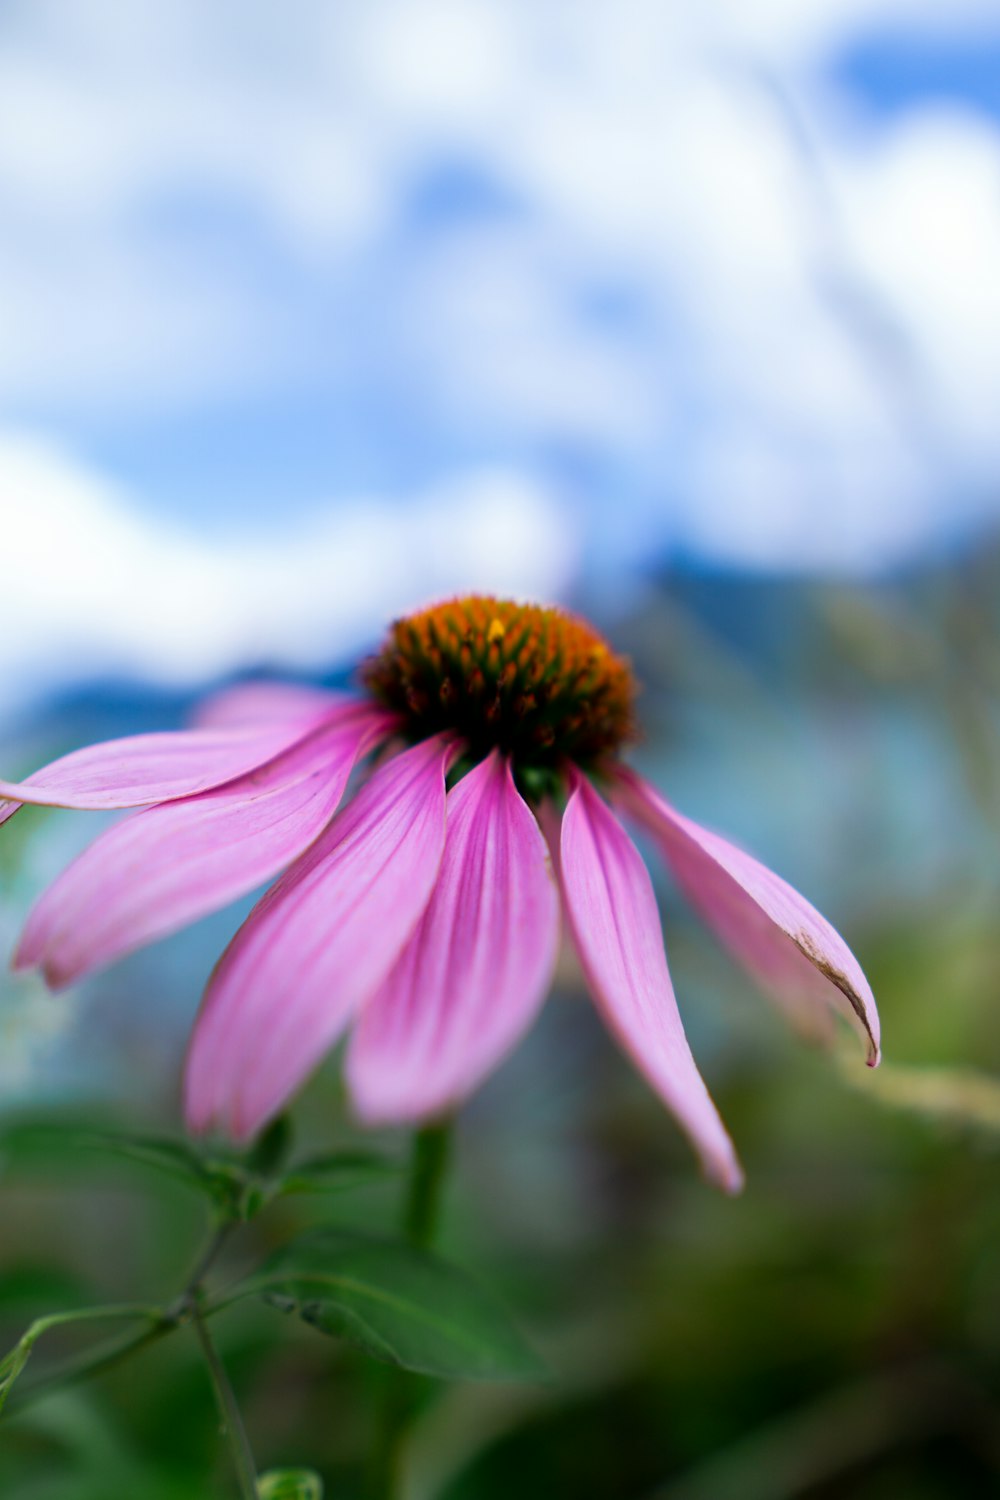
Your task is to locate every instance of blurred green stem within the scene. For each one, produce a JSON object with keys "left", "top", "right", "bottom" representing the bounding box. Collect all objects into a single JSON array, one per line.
[
  {"left": 183, "top": 1218, "right": 238, "bottom": 1294},
  {"left": 369, "top": 1119, "right": 454, "bottom": 1500},
  {"left": 6, "top": 1314, "right": 174, "bottom": 1413},
  {"left": 403, "top": 1120, "right": 453, "bottom": 1251},
  {"left": 192, "top": 1303, "right": 259, "bottom": 1500},
  {"left": 6, "top": 1211, "right": 239, "bottom": 1415},
  {"left": 1, "top": 1303, "right": 167, "bottom": 1417}
]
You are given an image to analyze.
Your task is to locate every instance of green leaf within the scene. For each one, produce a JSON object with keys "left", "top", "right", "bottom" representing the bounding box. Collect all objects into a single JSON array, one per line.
[
  {"left": 76, "top": 1133, "right": 210, "bottom": 1187},
  {"left": 0, "top": 1117, "right": 281, "bottom": 1218},
  {"left": 0, "top": 1116, "right": 395, "bottom": 1222},
  {"left": 257, "top": 1470, "right": 324, "bottom": 1500},
  {"left": 277, "top": 1150, "right": 401, "bottom": 1196},
  {"left": 245, "top": 1114, "right": 294, "bottom": 1178},
  {"left": 231, "top": 1229, "right": 545, "bottom": 1382},
  {"left": 0, "top": 1119, "right": 211, "bottom": 1192}
]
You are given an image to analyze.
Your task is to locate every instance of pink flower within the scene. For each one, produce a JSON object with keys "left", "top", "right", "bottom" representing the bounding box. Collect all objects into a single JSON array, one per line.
[{"left": 3, "top": 598, "right": 880, "bottom": 1192}]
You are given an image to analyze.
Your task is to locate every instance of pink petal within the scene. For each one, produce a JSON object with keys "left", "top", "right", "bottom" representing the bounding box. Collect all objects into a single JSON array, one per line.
[
  {"left": 0, "top": 719, "right": 342, "bottom": 822},
  {"left": 614, "top": 767, "right": 881, "bottom": 1066},
  {"left": 191, "top": 681, "right": 353, "bottom": 730},
  {"left": 559, "top": 774, "right": 743, "bottom": 1193},
  {"left": 347, "top": 752, "right": 559, "bottom": 1124},
  {"left": 14, "top": 710, "right": 387, "bottom": 989},
  {"left": 184, "top": 734, "right": 454, "bottom": 1140}
]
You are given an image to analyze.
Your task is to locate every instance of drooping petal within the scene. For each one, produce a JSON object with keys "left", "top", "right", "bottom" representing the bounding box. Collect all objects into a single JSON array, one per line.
[
  {"left": 191, "top": 680, "right": 353, "bottom": 730},
  {"left": 0, "top": 718, "right": 343, "bottom": 823},
  {"left": 348, "top": 752, "right": 559, "bottom": 1124},
  {"left": 14, "top": 709, "right": 388, "bottom": 988},
  {"left": 559, "top": 774, "right": 743, "bottom": 1193},
  {"left": 184, "top": 734, "right": 454, "bottom": 1140},
  {"left": 614, "top": 766, "right": 881, "bottom": 1065}
]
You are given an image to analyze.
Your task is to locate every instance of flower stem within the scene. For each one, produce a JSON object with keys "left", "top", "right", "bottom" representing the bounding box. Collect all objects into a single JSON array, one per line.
[
  {"left": 186, "top": 1217, "right": 260, "bottom": 1496},
  {"left": 369, "top": 1119, "right": 454, "bottom": 1500},
  {"left": 192, "top": 1304, "right": 259, "bottom": 1500},
  {"left": 403, "top": 1119, "right": 453, "bottom": 1250},
  {"left": 184, "top": 1219, "right": 238, "bottom": 1295}
]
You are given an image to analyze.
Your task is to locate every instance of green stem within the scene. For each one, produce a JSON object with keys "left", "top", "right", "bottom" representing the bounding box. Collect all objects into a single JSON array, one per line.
[
  {"left": 7, "top": 1302, "right": 164, "bottom": 1347},
  {"left": 3, "top": 1305, "right": 169, "bottom": 1415},
  {"left": 5, "top": 1213, "right": 239, "bottom": 1416},
  {"left": 403, "top": 1120, "right": 453, "bottom": 1250},
  {"left": 369, "top": 1120, "right": 454, "bottom": 1500},
  {"left": 184, "top": 1219, "right": 238, "bottom": 1295},
  {"left": 192, "top": 1305, "right": 259, "bottom": 1500}
]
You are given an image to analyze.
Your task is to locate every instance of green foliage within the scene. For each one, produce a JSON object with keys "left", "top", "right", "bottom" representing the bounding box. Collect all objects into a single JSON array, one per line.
[
  {"left": 244, "top": 1115, "right": 295, "bottom": 1179},
  {"left": 0, "top": 1116, "right": 254, "bottom": 1217},
  {"left": 276, "top": 1150, "right": 402, "bottom": 1196},
  {"left": 0, "top": 1305, "right": 160, "bottom": 1414},
  {"left": 0, "top": 1118, "right": 210, "bottom": 1190},
  {"left": 257, "top": 1470, "right": 323, "bottom": 1500},
  {"left": 236, "top": 1229, "right": 545, "bottom": 1382},
  {"left": 0, "top": 1393, "right": 199, "bottom": 1500},
  {"left": 0, "top": 1110, "right": 534, "bottom": 1499},
  {"left": 0, "top": 1114, "right": 398, "bottom": 1221}
]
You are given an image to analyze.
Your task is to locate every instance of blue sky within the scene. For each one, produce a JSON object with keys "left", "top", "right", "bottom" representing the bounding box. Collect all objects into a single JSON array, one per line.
[
  {"left": 4, "top": 0, "right": 1000, "bottom": 711},
  {"left": 837, "top": 28, "right": 1000, "bottom": 118}
]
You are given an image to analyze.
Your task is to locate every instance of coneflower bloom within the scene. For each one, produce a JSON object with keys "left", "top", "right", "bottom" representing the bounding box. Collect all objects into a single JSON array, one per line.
[{"left": 3, "top": 598, "right": 880, "bottom": 1192}]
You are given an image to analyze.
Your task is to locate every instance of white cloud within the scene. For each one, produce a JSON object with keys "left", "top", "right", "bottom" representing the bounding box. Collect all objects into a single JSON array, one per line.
[
  {"left": 2, "top": 0, "right": 1000, "bottom": 570},
  {"left": 0, "top": 432, "right": 578, "bottom": 716},
  {"left": 707, "top": 0, "right": 999, "bottom": 61},
  {"left": 831, "top": 112, "right": 1000, "bottom": 463}
]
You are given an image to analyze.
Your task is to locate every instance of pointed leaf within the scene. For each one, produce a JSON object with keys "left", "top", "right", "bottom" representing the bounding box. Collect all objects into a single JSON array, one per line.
[
  {"left": 234, "top": 1230, "right": 544, "bottom": 1382},
  {"left": 0, "top": 1120, "right": 211, "bottom": 1192},
  {"left": 0, "top": 1119, "right": 267, "bottom": 1217},
  {"left": 245, "top": 1114, "right": 294, "bottom": 1178},
  {"left": 277, "top": 1151, "right": 401, "bottom": 1197}
]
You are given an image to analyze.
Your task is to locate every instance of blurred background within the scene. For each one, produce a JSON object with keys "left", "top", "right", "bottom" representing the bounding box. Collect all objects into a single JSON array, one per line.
[{"left": 2, "top": 1, "right": 1000, "bottom": 1495}]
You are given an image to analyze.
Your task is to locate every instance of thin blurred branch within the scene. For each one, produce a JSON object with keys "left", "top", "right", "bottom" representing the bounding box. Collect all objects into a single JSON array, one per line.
[
  {"left": 191, "top": 1305, "right": 259, "bottom": 1500},
  {"left": 838, "top": 1053, "right": 1000, "bottom": 1138}
]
